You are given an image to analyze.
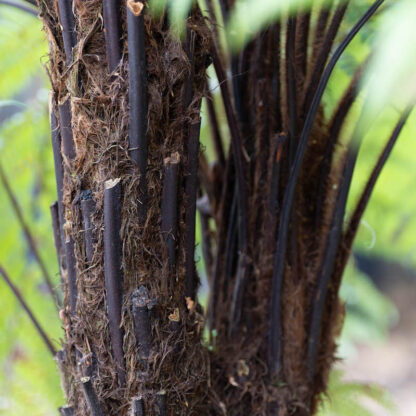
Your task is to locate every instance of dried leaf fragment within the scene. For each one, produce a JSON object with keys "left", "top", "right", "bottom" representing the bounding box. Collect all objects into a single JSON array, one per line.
[{"left": 127, "top": 0, "right": 144, "bottom": 16}]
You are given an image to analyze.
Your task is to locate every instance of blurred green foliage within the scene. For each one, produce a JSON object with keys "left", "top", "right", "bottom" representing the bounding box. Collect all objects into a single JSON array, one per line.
[
  {"left": 338, "top": 261, "right": 398, "bottom": 358},
  {"left": 0, "top": 6, "right": 63, "bottom": 416},
  {"left": 317, "top": 370, "right": 396, "bottom": 416},
  {"left": 0, "top": 0, "right": 415, "bottom": 415}
]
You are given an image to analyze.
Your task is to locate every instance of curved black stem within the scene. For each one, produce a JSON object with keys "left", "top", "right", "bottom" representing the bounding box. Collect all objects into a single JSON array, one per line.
[
  {"left": 0, "top": 0, "right": 37, "bottom": 16},
  {"left": 343, "top": 108, "right": 413, "bottom": 258},
  {"left": 0, "top": 163, "right": 60, "bottom": 308},
  {"left": 314, "top": 63, "right": 364, "bottom": 229},
  {"left": 0, "top": 265, "right": 57, "bottom": 356}
]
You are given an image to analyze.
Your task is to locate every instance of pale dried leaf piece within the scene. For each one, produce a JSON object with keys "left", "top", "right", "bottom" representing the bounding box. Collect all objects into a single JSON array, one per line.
[
  {"left": 185, "top": 296, "right": 195, "bottom": 312},
  {"left": 127, "top": 0, "right": 144, "bottom": 16},
  {"left": 237, "top": 360, "right": 249, "bottom": 377},
  {"left": 168, "top": 307, "right": 180, "bottom": 322}
]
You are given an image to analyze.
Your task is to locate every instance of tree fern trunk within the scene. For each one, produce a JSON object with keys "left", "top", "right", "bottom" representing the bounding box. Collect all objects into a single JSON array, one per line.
[{"left": 40, "top": 1, "right": 211, "bottom": 414}]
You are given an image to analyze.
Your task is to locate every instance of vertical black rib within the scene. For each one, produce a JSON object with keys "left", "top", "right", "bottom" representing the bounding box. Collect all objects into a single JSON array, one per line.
[
  {"left": 161, "top": 153, "right": 180, "bottom": 268},
  {"left": 103, "top": 178, "right": 125, "bottom": 386},
  {"left": 156, "top": 390, "right": 166, "bottom": 416},
  {"left": 131, "top": 397, "right": 145, "bottom": 416},
  {"left": 58, "top": 97, "right": 76, "bottom": 160},
  {"left": 49, "top": 103, "right": 65, "bottom": 249},
  {"left": 184, "top": 121, "right": 201, "bottom": 300},
  {"left": 132, "top": 285, "right": 152, "bottom": 359},
  {"left": 211, "top": 43, "right": 249, "bottom": 330},
  {"left": 78, "top": 352, "right": 97, "bottom": 379},
  {"left": 286, "top": 15, "right": 298, "bottom": 162},
  {"left": 80, "top": 191, "right": 96, "bottom": 266},
  {"left": 65, "top": 236, "right": 78, "bottom": 315},
  {"left": 59, "top": 405, "right": 74, "bottom": 416},
  {"left": 57, "top": 0, "right": 76, "bottom": 64},
  {"left": 50, "top": 201, "right": 62, "bottom": 274},
  {"left": 306, "top": 140, "right": 359, "bottom": 380},
  {"left": 103, "top": 0, "right": 122, "bottom": 72},
  {"left": 127, "top": 0, "right": 148, "bottom": 224},
  {"left": 210, "top": 44, "right": 248, "bottom": 250},
  {"left": 81, "top": 377, "right": 105, "bottom": 416}
]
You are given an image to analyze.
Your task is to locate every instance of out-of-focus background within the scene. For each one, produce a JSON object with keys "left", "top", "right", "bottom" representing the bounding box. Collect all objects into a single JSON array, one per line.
[{"left": 0, "top": 1, "right": 415, "bottom": 415}]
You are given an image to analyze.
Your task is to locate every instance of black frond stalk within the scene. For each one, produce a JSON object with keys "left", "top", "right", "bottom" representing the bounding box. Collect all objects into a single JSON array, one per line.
[
  {"left": 127, "top": 0, "right": 148, "bottom": 224},
  {"left": 184, "top": 120, "right": 201, "bottom": 300},
  {"left": 80, "top": 191, "right": 96, "bottom": 266},
  {"left": 161, "top": 153, "right": 180, "bottom": 268},
  {"left": 156, "top": 390, "right": 166, "bottom": 416},
  {"left": 49, "top": 103, "right": 65, "bottom": 250},
  {"left": 58, "top": 97, "right": 76, "bottom": 161},
  {"left": 306, "top": 135, "right": 360, "bottom": 381},
  {"left": 131, "top": 397, "right": 145, "bottom": 416},
  {"left": 132, "top": 285, "right": 152, "bottom": 360},
  {"left": 103, "top": 0, "right": 122, "bottom": 72},
  {"left": 65, "top": 236, "right": 78, "bottom": 315},
  {"left": 81, "top": 377, "right": 105, "bottom": 416},
  {"left": 103, "top": 178, "right": 126, "bottom": 386},
  {"left": 50, "top": 201, "right": 62, "bottom": 276},
  {"left": 211, "top": 43, "right": 249, "bottom": 330},
  {"left": 59, "top": 405, "right": 74, "bottom": 416},
  {"left": 57, "top": 0, "right": 77, "bottom": 64},
  {"left": 268, "top": 0, "right": 385, "bottom": 376}
]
